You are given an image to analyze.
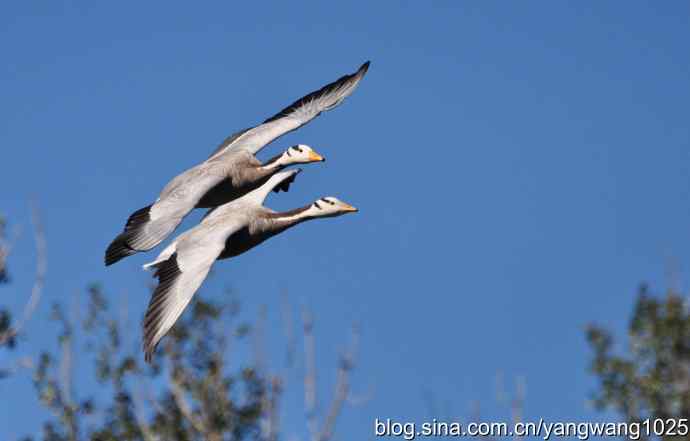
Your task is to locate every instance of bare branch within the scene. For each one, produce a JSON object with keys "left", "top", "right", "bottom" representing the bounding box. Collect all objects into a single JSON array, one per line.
[
  {"left": 318, "top": 324, "right": 359, "bottom": 441},
  {"left": 141, "top": 383, "right": 166, "bottom": 420},
  {"left": 511, "top": 376, "right": 526, "bottom": 429},
  {"left": 60, "top": 292, "right": 79, "bottom": 409},
  {"left": 262, "top": 375, "right": 283, "bottom": 441},
  {"left": 254, "top": 304, "right": 268, "bottom": 375},
  {"left": 496, "top": 372, "right": 526, "bottom": 429},
  {"left": 302, "top": 307, "right": 319, "bottom": 441},
  {"left": 260, "top": 294, "right": 295, "bottom": 441},
  {"left": 169, "top": 370, "right": 207, "bottom": 435},
  {"left": 0, "top": 202, "right": 47, "bottom": 346},
  {"left": 281, "top": 292, "right": 296, "bottom": 368},
  {"left": 133, "top": 388, "right": 159, "bottom": 441}
]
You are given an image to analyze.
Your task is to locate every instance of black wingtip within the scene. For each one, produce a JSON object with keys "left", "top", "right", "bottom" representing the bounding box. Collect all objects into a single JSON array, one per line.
[
  {"left": 104, "top": 234, "right": 136, "bottom": 266},
  {"left": 143, "top": 340, "right": 156, "bottom": 363},
  {"left": 105, "top": 240, "right": 125, "bottom": 266},
  {"left": 105, "top": 204, "right": 153, "bottom": 266},
  {"left": 125, "top": 205, "right": 152, "bottom": 230},
  {"left": 142, "top": 252, "right": 181, "bottom": 363},
  {"left": 264, "top": 61, "right": 370, "bottom": 124}
]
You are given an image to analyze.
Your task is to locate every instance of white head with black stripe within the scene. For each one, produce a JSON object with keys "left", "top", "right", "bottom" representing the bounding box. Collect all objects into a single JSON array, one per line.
[
  {"left": 277, "top": 144, "right": 325, "bottom": 166},
  {"left": 307, "top": 197, "right": 358, "bottom": 218}
]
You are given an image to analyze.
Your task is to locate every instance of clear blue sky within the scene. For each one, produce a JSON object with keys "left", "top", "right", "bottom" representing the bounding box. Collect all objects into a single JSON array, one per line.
[{"left": 2, "top": 1, "right": 690, "bottom": 439}]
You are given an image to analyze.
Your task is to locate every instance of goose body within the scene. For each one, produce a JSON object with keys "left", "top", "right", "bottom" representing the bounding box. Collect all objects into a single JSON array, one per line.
[
  {"left": 141, "top": 169, "right": 357, "bottom": 361},
  {"left": 105, "top": 61, "right": 369, "bottom": 266}
]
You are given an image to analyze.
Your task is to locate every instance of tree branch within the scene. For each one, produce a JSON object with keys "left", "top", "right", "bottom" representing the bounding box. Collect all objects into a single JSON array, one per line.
[
  {"left": 318, "top": 324, "right": 359, "bottom": 441},
  {"left": 169, "top": 369, "right": 207, "bottom": 435},
  {"left": 133, "top": 388, "right": 159, "bottom": 441},
  {"left": 0, "top": 203, "right": 47, "bottom": 346},
  {"left": 302, "top": 307, "right": 319, "bottom": 441},
  {"left": 281, "top": 292, "right": 296, "bottom": 368},
  {"left": 263, "top": 375, "right": 283, "bottom": 441}
]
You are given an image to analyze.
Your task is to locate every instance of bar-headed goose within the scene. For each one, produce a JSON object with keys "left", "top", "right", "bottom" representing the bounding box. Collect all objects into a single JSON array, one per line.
[
  {"left": 141, "top": 169, "right": 357, "bottom": 361},
  {"left": 105, "top": 61, "right": 369, "bottom": 266}
]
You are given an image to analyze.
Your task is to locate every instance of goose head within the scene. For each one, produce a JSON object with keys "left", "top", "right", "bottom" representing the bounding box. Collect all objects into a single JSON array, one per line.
[
  {"left": 307, "top": 197, "right": 358, "bottom": 218},
  {"left": 281, "top": 144, "right": 325, "bottom": 165}
]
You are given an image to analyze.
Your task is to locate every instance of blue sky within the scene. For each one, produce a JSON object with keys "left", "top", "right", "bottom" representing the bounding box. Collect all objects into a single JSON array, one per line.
[{"left": 2, "top": 1, "right": 690, "bottom": 439}]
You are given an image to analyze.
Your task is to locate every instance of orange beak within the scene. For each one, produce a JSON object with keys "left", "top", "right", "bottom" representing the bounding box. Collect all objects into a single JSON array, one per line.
[
  {"left": 341, "top": 202, "right": 358, "bottom": 212},
  {"left": 309, "top": 151, "right": 325, "bottom": 162}
]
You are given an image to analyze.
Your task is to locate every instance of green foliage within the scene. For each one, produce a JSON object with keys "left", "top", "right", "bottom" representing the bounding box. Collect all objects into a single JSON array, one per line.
[
  {"left": 23, "top": 284, "right": 265, "bottom": 441},
  {"left": 587, "top": 284, "right": 690, "bottom": 435}
]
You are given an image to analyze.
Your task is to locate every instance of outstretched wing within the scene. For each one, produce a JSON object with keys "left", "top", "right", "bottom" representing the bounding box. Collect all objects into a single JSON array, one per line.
[
  {"left": 206, "top": 127, "right": 251, "bottom": 160},
  {"left": 105, "top": 162, "right": 229, "bottom": 266},
  {"left": 142, "top": 238, "right": 225, "bottom": 362},
  {"left": 207, "top": 61, "right": 370, "bottom": 160}
]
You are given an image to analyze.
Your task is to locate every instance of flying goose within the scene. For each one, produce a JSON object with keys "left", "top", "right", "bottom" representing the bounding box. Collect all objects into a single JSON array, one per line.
[
  {"left": 141, "top": 169, "right": 357, "bottom": 361},
  {"left": 105, "top": 61, "right": 370, "bottom": 266}
]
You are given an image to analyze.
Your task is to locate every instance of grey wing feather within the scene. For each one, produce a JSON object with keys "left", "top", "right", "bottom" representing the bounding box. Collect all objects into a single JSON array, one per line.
[
  {"left": 210, "top": 61, "right": 370, "bottom": 157},
  {"left": 105, "top": 163, "right": 228, "bottom": 266},
  {"left": 263, "top": 61, "right": 370, "bottom": 125},
  {"left": 142, "top": 241, "right": 223, "bottom": 362},
  {"left": 147, "top": 163, "right": 228, "bottom": 233},
  {"left": 206, "top": 127, "right": 252, "bottom": 161},
  {"left": 141, "top": 217, "right": 244, "bottom": 362}
]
